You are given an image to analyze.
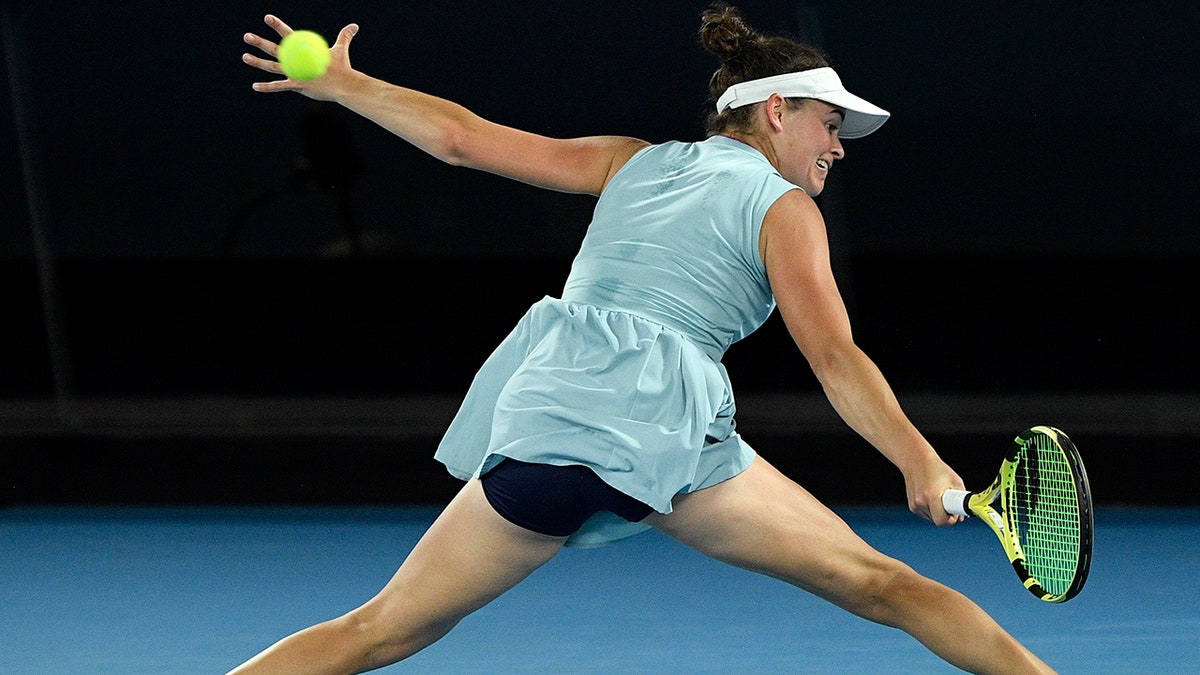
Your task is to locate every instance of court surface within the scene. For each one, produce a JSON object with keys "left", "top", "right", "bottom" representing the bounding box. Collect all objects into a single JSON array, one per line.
[{"left": 2, "top": 505, "right": 1195, "bottom": 673}]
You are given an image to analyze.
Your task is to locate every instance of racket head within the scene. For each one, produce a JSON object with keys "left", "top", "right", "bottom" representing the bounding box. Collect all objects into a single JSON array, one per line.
[{"left": 992, "top": 426, "right": 1094, "bottom": 602}]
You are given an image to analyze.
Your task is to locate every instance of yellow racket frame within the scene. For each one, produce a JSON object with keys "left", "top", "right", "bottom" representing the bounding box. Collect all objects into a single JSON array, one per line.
[{"left": 946, "top": 426, "right": 1092, "bottom": 603}]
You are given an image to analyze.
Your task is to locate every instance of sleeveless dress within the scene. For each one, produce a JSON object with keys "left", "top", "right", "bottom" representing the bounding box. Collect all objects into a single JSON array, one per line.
[{"left": 434, "top": 135, "right": 800, "bottom": 546}]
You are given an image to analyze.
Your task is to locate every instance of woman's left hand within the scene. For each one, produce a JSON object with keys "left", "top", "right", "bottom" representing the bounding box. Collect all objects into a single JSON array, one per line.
[{"left": 242, "top": 14, "right": 360, "bottom": 103}]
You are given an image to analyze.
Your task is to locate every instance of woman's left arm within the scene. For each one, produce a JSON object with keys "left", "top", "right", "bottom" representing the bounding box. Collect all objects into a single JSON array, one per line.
[{"left": 243, "top": 16, "right": 648, "bottom": 196}]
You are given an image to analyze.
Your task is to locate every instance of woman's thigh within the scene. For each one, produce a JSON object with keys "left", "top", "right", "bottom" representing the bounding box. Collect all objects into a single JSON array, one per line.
[
  {"left": 353, "top": 479, "right": 567, "bottom": 647},
  {"left": 646, "top": 456, "right": 909, "bottom": 610}
]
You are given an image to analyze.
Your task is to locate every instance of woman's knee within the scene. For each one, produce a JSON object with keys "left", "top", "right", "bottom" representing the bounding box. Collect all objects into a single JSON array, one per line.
[
  {"left": 336, "top": 603, "right": 458, "bottom": 669},
  {"left": 838, "top": 559, "right": 931, "bottom": 628}
]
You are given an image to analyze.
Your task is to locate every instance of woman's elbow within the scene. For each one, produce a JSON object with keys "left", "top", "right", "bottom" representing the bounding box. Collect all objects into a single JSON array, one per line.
[
  {"left": 436, "top": 124, "right": 472, "bottom": 166},
  {"left": 802, "top": 341, "right": 862, "bottom": 384}
]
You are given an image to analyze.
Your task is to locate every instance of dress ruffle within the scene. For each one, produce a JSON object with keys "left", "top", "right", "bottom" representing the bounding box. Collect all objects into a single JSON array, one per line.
[{"left": 434, "top": 297, "right": 755, "bottom": 547}]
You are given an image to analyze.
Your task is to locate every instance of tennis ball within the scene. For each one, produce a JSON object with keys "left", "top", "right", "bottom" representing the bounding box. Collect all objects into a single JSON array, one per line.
[{"left": 278, "top": 30, "right": 332, "bottom": 81}]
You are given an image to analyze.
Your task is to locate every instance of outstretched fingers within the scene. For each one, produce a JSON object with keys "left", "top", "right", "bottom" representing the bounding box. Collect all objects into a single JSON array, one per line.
[
  {"left": 262, "top": 14, "right": 295, "bottom": 40},
  {"left": 242, "top": 15, "right": 292, "bottom": 59},
  {"left": 241, "top": 15, "right": 301, "bottom": 92},
  {"left": 332, "top": 23, "right": 360, "bottom": 51},
  {"left": 242, "top": 15, "right": 359, "bottom": 96},
  {"left": 241, "top": 50, "right": 289, "bottom": 93}
]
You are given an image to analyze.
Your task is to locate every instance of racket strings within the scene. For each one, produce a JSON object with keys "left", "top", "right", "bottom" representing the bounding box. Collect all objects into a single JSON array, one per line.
[{"left": 1010, "top": 437, "right": 1081, "bottom": 594}]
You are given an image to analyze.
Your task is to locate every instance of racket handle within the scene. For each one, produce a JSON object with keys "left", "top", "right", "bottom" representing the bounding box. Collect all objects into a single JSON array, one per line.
[{"left": 942, "top": 489, "right": 972, "bottom": 518}]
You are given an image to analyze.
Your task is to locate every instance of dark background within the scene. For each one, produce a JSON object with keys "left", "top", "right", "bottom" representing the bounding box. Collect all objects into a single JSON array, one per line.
[{"left": 3, "top": 1, "right": 1198, "bottom": 507}]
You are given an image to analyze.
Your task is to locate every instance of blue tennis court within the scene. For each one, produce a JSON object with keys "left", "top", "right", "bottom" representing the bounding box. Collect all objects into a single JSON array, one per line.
[{"left": 3, "top": 504, "right": 1195, "bottom": 673}]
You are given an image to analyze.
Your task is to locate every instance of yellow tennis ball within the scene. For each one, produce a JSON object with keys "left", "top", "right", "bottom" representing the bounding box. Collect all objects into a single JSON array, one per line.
[{"left": 278, "top": 30, "right": 331, "bottom": 81}]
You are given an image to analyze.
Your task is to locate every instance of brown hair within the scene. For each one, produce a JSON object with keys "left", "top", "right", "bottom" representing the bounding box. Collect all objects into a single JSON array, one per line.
[{"left": 699, "top": 3, "right": 831, "bottom": 136}]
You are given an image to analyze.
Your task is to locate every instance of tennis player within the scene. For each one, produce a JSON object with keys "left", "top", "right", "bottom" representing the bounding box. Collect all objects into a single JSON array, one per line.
[{"left": 234, "top": 5, "right": 1054, "bottom": 673}]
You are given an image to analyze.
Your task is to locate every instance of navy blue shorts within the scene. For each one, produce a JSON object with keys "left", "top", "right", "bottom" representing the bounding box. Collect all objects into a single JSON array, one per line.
[{"left": 480, "top": 459, "right": 654, "bottom": 537}]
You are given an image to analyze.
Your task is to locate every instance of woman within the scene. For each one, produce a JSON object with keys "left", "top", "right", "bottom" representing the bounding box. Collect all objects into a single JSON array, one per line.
[{"left": 234, "top": 5, "right": 1055, "bottom": 673}]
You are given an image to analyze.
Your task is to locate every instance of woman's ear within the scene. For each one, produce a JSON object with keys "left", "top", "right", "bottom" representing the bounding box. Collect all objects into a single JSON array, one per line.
[{"left": 765, "top": 93, "right": 787, "bottom": 131}]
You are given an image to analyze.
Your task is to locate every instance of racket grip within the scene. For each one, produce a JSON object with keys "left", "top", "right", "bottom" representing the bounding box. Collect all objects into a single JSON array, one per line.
[{"left": 942, "top": 489, "right": 972, "bottom": 518}]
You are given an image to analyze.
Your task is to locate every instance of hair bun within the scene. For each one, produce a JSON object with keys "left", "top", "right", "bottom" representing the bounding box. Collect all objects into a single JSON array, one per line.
[{"left": 699, "top": 3, "right": 756, "bottom": 61}]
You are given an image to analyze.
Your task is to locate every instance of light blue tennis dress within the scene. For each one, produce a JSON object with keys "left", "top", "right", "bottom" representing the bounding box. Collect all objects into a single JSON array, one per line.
[{"left": 435, "top": 135, "right": 800, "bottom": 546}]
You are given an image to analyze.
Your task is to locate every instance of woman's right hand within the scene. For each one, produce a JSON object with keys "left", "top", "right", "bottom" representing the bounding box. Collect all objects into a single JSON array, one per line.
[{"left": 902, "top": 452, "right": 966, "bottom": 527}]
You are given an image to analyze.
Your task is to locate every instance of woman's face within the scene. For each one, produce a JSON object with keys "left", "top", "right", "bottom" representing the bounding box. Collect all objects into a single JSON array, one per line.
[{"left": 777, "top": 100, "right": 846, "bottom": 196}]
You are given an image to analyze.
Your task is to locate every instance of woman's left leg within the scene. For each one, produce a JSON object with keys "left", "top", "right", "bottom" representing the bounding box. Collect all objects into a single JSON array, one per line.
[{"left": 227, "top": 478, "right": 566, "bottom": 675}]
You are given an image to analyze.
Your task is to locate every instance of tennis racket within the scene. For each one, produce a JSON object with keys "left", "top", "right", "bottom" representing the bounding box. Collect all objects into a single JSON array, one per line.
[{"left": 942, "top": 426, "right": 1093, "bottom": 603}]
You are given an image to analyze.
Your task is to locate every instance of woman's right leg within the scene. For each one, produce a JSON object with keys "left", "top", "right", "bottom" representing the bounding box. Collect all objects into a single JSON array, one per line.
[
  {"left": 226, "top": 478, "right": 566, "bottom": 675},
  {"left": 646, "top": 456, "right": 1054, "bottom": 674}
]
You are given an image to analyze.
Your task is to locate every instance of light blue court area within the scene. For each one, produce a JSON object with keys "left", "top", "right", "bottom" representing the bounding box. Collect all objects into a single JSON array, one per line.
[{"left": 2, "top": 506, "right": 1196, "bottom": 673}]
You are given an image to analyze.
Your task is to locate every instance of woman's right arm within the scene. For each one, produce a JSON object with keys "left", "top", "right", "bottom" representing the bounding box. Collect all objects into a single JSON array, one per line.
[
  {"left": 243, "top": 15, "right": 647, "bottom": 196},
  {"left": 760, "top": 190, "right": 964, "bottom": 525}
]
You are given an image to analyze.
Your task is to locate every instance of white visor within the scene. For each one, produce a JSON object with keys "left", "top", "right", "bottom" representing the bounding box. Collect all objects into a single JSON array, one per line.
[{"left": 715, "top": 67, "right": 890, "bottom": 139}]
